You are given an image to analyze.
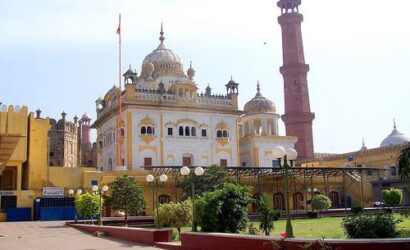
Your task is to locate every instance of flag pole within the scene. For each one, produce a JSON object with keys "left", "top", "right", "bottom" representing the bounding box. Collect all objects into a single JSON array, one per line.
[{"left": 117, "top": 14, "right": 124, "bottom": 168}]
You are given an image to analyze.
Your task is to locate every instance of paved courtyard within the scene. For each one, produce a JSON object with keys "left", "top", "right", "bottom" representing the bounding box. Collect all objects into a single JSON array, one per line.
[{"left": 0, "top": 221, "right": 162, "bottom": 250}]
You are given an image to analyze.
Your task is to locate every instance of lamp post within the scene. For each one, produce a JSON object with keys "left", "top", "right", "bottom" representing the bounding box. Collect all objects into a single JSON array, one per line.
[
  {"left": 180, "top": 166, "right": 205, "bottom": 232},
  {"left": 92, "top": 185, "right": 109, "bottom": 226},
  {"left": 146, "top": 173, "right": 168, "bottom": 228},
  {"left": 272, "top": 146, "right": 297, "bottom": 238},
  {"left": 307, "top": 187, "right": 318, "bottom": 212},
  {"left": 68, "top": 189, "right": 82, "bottom": 222}
]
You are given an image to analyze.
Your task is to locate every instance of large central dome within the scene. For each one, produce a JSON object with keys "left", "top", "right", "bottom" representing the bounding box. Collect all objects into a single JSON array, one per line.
[{"left": 141, "top": 24, "right": 184, "bottom": 78}]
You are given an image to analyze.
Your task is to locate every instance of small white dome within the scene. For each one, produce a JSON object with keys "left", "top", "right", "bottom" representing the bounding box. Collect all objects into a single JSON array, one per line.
[{"left": 380, "top": 121, "right": 409, "bottom": 147}]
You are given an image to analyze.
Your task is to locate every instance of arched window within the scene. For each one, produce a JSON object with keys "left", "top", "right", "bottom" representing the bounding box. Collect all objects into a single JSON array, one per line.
[
  {"left": 147, "top": 126, "right": 152, "bottom": 134},
  {"left": 141, "top": 126, "right": 146, "bottom": 134},
  {"left": 158, "top": 194, "right": 171, "bottom": 204},
  {"left": 120, "top": 128, "right": 125, "bottom": 136},
  {"left": 179, "top": 126, "right": 184, "bottom": 136},
  {"left": 222, "top": 130, "right": 228, "bottom": 138},
  {"left": 108, "top": 158, "right": 113, "bottom": 171},
  {"left": 191, "top": 127, "right": 196, "bottom": 136},
  {"left": 217, "top": 130, "right": 222, "bottom": 138},
  {"left": 185, "top": 126, "right": 190, "bottom": 136},
  {"left": 329, "top": 191, "right": 339, "bottom": 208},
  {"left": 390, "top": 166, "right": 397, "bottom": 176},
  {"left": 244, "top": 122, "right": 249, "bottom": 136}
]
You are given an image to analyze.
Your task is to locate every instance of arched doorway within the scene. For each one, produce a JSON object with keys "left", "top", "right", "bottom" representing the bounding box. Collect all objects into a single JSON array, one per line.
[
  {"left": 251, "top": 193, "right": 261, "bottom": 213},
  {"left": 273, "top": 193, "right": 285, "bottom": 211},
  {"left": 329, "top": 191, "right": 339, "bottom": 208},
  {"left": 293, "top": 192, "right": 304, "bottom": 210}
]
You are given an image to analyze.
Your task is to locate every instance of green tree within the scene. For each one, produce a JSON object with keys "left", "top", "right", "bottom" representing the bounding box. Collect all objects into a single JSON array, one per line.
[
  {"left": 311, "top": 194, "right": 331, "bottom": 216},
  {"left": 109, "top": 175, "right": 145, "bottom": 225},
  {"left": 156, "top": 200, "right": 192, "bottom": 239},
  {"left": 75, "top": 193, "right": 101, "bottom": 223},
  {"left": 382, "top": 188, "right": 402, "bottom": 209},
  {"left": 195, "top": 183, "right": 252, "bottom": 233},
  {"left": 397, "top": 142, "right": 410, "bottom": 181},
  {"left": 180, "top": 165, "right": 230, "bottom": 200},
  {"left": 256, "top": 193, "right": 278, "bottom": 236}
]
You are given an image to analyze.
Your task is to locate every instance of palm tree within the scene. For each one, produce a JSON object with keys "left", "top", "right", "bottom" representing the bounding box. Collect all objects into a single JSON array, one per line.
[
  {"left": 397, "top": 142, "right": 410, "bottom": 182},
  {"left": 257, "top": 193, "right": 275, "bottom": 236}
]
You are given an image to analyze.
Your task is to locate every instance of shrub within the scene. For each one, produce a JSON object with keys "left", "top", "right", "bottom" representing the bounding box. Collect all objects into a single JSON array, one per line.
[
  {"left": 382, "top": 188, "right": 403, "bottom": 208},
  {"left": 75, "top": 193, "right": 101, "bottom": 223},
  {"left": 256, "top": 193, "right": 277, "bottom": 235},
  {"left": 156, "top": 200, "right": 192, "bottom": 239},
  {"left": 342, "top": 212, "right": 402, "bottom": 238},
  {"left": 351, "top": 205, "right": 364, "bottom": 215},
  {"left": 195, "top": 183, "right": 252, "bottom": 233},
  {"left": 312, "top": 195, "right": 331, "bottom": 215},
  {"left": 246, "top": 223, "right": 260, "bottom": 235}
]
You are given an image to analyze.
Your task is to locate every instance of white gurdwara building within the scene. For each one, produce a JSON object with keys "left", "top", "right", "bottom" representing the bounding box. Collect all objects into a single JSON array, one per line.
[{"left": 92, "top": 27, "right": 297, "bottom": 171}]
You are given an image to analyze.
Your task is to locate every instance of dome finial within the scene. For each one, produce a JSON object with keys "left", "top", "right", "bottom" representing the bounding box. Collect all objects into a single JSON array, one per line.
[
  {"left": 360, "top": 138, "right": 367, "bottom": 151},
  {"left": 159, "top": 22, "right": 165, "bottom": 43},
  {"left": 393, "top": 119, "right": 397, "bottom": 130},
  {"left": 257, "top": 80, "right": 260, "bottom": 93}
]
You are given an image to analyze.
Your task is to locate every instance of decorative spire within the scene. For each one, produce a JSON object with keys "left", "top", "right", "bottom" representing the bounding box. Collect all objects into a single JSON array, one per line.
[
  {"left": 257, "top": 80, "right": 260, "bottom": 93},
  {"left": 360, "top": 138, "right": 367, "bottom": 151},
  {"left": 187, "top": 60, "right": 195, "bottom": 79},
  {"left": 159, "top": 22, "right": 165, "bottom": 43},
  {"left": 35, "top": 108, "right": 41, "bottom": 119},
  {"left": 393, "top": 119, "right": 397, "bottom": 130}
]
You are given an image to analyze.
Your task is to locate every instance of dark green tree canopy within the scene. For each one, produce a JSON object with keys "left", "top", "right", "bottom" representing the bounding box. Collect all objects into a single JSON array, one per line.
[
  {"left": 195, "top": 183, "right": 252, "bottom": 233},
  {"left": 397, "top": 142, "right": 410, "bottom": 181},
  {"left": 180, "top": 165, "right": 231, "bottom": 200}
]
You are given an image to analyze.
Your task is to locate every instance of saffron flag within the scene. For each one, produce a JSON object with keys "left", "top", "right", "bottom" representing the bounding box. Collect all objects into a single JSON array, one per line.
[{"left": 116, "top": 14, "right": 121, "bottom": 35}]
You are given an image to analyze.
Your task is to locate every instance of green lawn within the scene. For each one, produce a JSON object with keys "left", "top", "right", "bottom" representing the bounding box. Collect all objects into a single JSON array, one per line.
[
  {"left": 252, "top": 215, "right": 410, "bottom": 239},
  {"left": 173, "top": 215, "right": 410, "bottom": 239}
]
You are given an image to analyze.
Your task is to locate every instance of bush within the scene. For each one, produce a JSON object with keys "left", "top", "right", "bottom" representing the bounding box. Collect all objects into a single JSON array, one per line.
[
  {"left": 156, "top": 200, "right": 192, "bottom": 239},
  {"left": 351, "top": 205, "right": 364, "bottom": 215},
  {"left": 75, "top": 193, "right": 101, "bottom": 223},
  {"left": 246, "top": 223, "right": 260, "bottom": 235},
  {"left": 256, "top": 193, "right": 278, "bottom": 235},
  {"left": 382, "top": 188, "right": 403, "bottom": 208},
  {"left": 312, "top": 195, "right": 331, "bottom": 215},
  {"left": 195, "top": 183, "right": 252, "bottom": 233},
  {"left": 342, "top": 212, "right": 402, "bottom": 238}
]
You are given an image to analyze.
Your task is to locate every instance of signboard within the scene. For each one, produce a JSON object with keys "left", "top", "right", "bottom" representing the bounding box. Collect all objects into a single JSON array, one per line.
[{"left": 42, "top": 187, "right": 64, "bottom": 198}]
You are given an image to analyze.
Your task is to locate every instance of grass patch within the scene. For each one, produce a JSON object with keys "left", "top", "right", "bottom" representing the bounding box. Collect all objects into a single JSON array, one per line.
[{"left": 170, "top": 214, "right": 410, "bottom": 240}]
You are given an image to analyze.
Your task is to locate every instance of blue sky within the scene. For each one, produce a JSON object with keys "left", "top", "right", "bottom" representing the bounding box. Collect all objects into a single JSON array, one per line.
[{"left": 0, "top": 0, "right": 409, "bottom": 154}]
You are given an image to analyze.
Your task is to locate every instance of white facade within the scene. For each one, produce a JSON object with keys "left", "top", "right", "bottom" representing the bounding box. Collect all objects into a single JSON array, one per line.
[{"left": 93, "top": 27, "right": 296, "bottom": 171}]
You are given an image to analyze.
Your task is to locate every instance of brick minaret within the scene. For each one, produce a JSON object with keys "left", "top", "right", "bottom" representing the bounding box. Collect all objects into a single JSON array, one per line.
[{"left": 278, "top": 0, "right": 314, "bottom": 160}]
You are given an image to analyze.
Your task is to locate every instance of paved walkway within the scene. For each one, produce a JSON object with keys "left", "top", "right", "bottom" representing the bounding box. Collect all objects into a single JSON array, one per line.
[{"left": 0, "top": 221, "right": 162, "bottom": 250}]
